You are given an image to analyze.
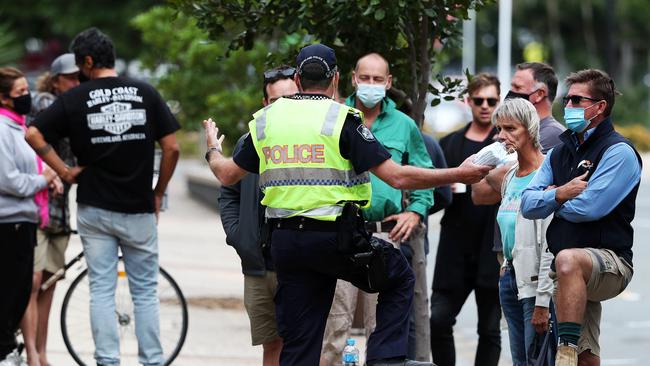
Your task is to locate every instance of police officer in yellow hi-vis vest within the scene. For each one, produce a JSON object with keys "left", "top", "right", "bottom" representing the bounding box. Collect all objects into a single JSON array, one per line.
[{"left": 203, "top": 44, "right": 493, "bottom": 366}]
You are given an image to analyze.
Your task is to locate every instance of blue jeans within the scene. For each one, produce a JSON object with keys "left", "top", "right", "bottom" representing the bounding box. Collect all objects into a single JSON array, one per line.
[
  {"left": 77, "top": 205, "right": 163, "bottom": 366},
  {"left": 499, "top": 265, "right": 539, "bottom": 366}
]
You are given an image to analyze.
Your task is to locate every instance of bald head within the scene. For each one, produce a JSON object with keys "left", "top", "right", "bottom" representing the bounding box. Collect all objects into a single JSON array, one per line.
[
  {"left": 352, "top": 53, "right": 392, "bottom": 95},
  {"left": 355, "top": 53, "right": 390, "bottom": 75}
]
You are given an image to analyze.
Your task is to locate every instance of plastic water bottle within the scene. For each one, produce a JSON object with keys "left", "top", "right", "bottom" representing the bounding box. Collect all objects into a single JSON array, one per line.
[{"left": 342, "top": 338, "right": 359, "bottom": 366}]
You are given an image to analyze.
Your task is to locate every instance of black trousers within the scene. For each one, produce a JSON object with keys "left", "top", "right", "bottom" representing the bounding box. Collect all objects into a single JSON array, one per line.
[
  {"left": 429, "top": 283, "right": 501, "bottom": 366},
  {"left": 0, "top": 222, "right": 36, "bottom": 358},
  {"left": 271, "top": 229, "right": 415, "bottom": 366}
]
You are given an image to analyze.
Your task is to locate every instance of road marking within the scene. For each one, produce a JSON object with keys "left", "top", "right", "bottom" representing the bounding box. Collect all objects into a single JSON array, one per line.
[
  {"left": 632, "top": 217, "right": 650, "bottom": 228},
  {"left": 625, "top": 320, "right": 650, "bottom": 328},
  {"left": 615, "top": 290, "right": 641, "bottom": 301},
  {"left": 602, "top": 359, "right": 637, "bottom": 365}
]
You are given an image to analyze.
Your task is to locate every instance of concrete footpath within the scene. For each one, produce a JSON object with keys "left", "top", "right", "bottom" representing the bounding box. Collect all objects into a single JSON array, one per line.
[{"left": 42, "top": 159, "right": 522, "bottom": 366}]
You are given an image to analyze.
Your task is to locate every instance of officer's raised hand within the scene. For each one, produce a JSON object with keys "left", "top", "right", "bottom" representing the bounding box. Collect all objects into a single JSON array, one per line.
[
  {"left": 202, "top": 118, "right": 248, "bottom": 185},
  {"left": 457, "top": 155, "right": 494, "bottom": 184},
  {"left": 202, "top": 117, "right": 225, "bottom": 153}
]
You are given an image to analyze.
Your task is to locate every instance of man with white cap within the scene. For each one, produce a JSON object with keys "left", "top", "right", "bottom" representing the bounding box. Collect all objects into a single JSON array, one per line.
[{"left": 31, "top": 53, "right": 80, "bottom": 117}]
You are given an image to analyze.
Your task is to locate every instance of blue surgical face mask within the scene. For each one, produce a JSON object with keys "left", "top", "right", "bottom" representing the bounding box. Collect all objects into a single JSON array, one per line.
[
  {"left": 564, "top": 103, "right": 598, "bottom": 133},
  {"left": 356, "top": 82, "right": 386, "bottom": 108}
]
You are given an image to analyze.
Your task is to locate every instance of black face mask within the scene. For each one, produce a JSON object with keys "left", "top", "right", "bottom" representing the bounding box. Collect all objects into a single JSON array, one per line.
[
  {"left": 505, "top": 90, "right": 532, "bottom": 101},
  {"left": 78, "top": 70, "right": 90, "bottom": 83},
  {"left": 9, "top": 93, "right": 32, "bottom": 115}
]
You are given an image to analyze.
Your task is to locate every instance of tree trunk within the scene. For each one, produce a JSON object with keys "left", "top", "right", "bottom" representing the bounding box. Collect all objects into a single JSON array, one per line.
[
  {"left": 411, "top": 15, "right": 432, "bottom": 127},
  {"left": 620, "top": 39, "right": 633, "bottom": 89},
  {"left": 604, "top": 0, "right": 618, "bottom": 79},
  {"left": 546, "top": 0, "right": 570, "bottom": 77},
  {"left": 411, "top": 226, "right": 431, "bottom": 361},
  {"left": 401, "top": 15, "right": 420, "bottom": 119},
  {"left": 580, "top": 0, "right": 599, "bottom": 68}
]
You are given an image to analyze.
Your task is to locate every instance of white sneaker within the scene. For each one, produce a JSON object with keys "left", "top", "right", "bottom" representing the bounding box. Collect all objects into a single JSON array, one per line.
[
  {"left": 0, "top": 349, "right": 26, "bottom": 366},
  {"left": 555, "top": 343, "right": 578, "bottom": 366}
]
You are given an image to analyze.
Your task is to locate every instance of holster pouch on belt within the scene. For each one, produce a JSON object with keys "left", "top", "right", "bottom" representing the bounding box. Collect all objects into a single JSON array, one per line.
[
  {"left": 366, "top": 237, "right": 391, "bottom": 291},
  {"left": 336, "top": 202, "right": 372, "bottom": 254},
  {"left": 260, "top": 219, "right": 272, "bottom": 250},
  {"left": 336, "top": 203, "right": 391, "bottom": 291}
]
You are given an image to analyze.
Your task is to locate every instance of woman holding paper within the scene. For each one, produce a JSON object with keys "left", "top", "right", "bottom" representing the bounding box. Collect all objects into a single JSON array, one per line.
[{"left": 471, "top": 98, "right": 554, "bottom": 365}]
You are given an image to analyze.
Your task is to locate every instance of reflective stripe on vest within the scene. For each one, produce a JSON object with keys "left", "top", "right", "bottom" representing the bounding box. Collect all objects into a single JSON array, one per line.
[
  {"left": 320, "top": 102, "right": 341, "bottom": 136},
  {"left": 259, "top": 167, "right": 370, "bottom": 189},
  {"left": 249, "top": 98, "right": 371, "bottom": 221},
  {"left": 255, "top": 105, "right": 272, "bottom": 140},
  {"left": 265, "top": 205, "right": 343, "bottom": 219}
]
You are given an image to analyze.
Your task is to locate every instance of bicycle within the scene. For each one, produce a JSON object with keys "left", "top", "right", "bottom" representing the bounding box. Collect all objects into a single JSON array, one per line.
[{"left": 42, "top": 250, "right": 188, "bottom": 366}]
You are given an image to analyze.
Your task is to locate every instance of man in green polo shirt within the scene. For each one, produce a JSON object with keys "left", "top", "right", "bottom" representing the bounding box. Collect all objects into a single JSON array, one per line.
[{"left": 320, "top": 53, "right": 433, "bottom": 365}]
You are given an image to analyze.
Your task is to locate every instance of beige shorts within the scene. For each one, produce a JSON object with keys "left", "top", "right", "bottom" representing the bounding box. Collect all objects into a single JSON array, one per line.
[
  {"left": 321, "top": 280, "right": 378, "bottom": 366},
  {"left": 34, "top": 229, "right": 70, "bottom": 274},
  {"left": 578, "top": 248, "right": 633, "bottom": 356},
  {"left": 243, "top": 271, "right": 279, "bottom": 346}
]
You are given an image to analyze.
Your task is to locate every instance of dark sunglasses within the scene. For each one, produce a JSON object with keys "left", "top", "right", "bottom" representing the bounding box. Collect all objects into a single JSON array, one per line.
[
  {"left": 472, "top": 97, "right": 498, "bottom": 107},
  {"left": 263, "top": 67, "right": 296, "bottom": 81},
  {"left": 562, "top": 95, "right": 600, "bottom": 106}
]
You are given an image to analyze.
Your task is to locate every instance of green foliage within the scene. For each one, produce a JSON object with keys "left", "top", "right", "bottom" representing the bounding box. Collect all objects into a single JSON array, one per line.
[
  {"left": 468, "top": 0, "right": 650, "bottom": 126},
  {"left": 611, "top": 85, "right": 650, "bottom": 127},
  {"left": 0, "top": 0, "right": 160, "bottom": 63},
  {"left": 169, "top": 0, "right": 494, "bottom": 124},
  {"left": 0, "top": 22, "right": 23, "bottom": 65},
  {"left": 131, "top": 6, "right": 271, "bottom": 146},
  {"left": 616, "top": 124, "right": 650, "bottom": 152}
]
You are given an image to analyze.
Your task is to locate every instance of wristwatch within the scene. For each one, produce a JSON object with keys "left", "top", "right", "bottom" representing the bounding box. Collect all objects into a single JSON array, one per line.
[{"left": 204, "top": 147, "right": 221, "bottom": 162}]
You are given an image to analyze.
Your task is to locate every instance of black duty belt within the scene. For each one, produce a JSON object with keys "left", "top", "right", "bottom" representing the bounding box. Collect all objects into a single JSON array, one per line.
[
  {"left": 268, "top": 217, "right": 338, "bottom": 232},
  {"left": 365, "top": 220, "right": 396, "bottom": 233}
]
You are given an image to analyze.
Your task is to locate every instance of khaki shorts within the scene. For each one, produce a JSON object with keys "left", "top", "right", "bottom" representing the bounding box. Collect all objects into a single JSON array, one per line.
[
  {"left": 244, "top": 271, "right": 279, "bottom": 345},
  {"left": 34, "top": 229, "right": 70, "bottom": 274},
  {"left": 578, "top": 248, "right": 633, "bottom": 356},
  {"left": 321, "top": 280, "right": 377, "bottom": 366}
]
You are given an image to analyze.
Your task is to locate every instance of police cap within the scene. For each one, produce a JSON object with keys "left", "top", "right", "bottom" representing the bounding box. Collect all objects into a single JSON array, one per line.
[{"left": 296, "top": 44, "right": 338, "bottom": 81}]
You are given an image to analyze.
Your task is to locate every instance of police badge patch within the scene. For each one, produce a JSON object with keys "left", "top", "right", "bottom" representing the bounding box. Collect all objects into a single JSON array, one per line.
[{"left": 356, "top": 124, "right": 376, "bottom": 141}]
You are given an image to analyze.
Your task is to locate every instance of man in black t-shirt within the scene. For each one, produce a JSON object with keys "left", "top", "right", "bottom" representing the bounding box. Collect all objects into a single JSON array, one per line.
[{"left": 26, "top": 28, "right": 180, "bottom": 366}]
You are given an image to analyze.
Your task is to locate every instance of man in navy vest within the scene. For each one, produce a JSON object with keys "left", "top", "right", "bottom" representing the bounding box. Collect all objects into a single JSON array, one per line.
[{"left": 521, "top": 69, "right": 642, "bottom": 366}]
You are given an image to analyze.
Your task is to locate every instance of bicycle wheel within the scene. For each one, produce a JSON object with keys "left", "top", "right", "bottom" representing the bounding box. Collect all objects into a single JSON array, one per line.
[{"left": 60, "top": 260, "right": 189, "bottom": 366}]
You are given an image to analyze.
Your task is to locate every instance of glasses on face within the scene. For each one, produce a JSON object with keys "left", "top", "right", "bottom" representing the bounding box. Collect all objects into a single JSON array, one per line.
[
  {"left": 472, "top": 97, "right": 498, "bottom": 107},
  {"left": 263, "top": 67, "right": 296, "bottom": 81},
  {"left": 562, "top": 95, "right": 600, "bottom": 106}
]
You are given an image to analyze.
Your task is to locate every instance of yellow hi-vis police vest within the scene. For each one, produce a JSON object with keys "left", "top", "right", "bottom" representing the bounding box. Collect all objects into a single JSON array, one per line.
[{"left": 249, "top": 97, "right": 372, "bottom": 221}]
